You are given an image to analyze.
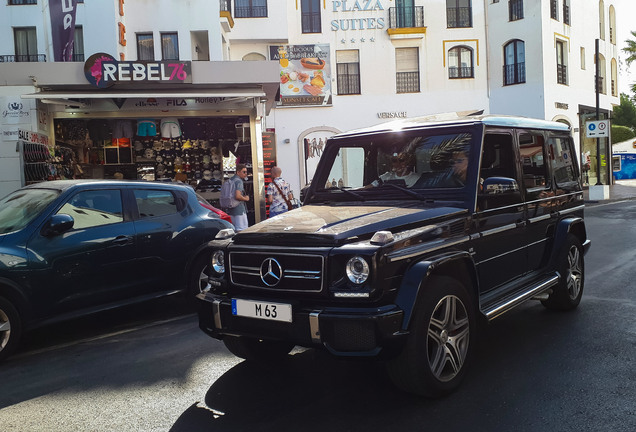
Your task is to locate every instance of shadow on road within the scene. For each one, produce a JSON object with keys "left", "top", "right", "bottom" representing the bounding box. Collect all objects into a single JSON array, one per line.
[
  {"left": 170, "top": 301, "right": 618, "bottom": 432},
  {"left": 0, "top": 297, "right": 206, "bottom": 409}
]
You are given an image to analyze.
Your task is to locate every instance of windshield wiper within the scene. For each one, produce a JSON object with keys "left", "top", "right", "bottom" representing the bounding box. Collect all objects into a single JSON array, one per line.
[
  {"left": 334, "top": 187, "right": 366, "bottom": 201},
  {"left": 377, "top": 182, "right": 426, "bottom": 200}
]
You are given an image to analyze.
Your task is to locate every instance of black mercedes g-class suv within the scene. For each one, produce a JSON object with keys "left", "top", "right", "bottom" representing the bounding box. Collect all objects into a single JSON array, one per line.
[{"left": 197, "top": 114, "right": 590, "bottom": 396}]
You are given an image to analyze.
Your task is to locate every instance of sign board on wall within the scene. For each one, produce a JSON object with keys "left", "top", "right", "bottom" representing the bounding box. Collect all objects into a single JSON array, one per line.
[
  {"left": 585, "top": 120, "right": 610, "bottom": 138},
  {"left": 1, "top": 97, "right": 32, "bottom": 125},
  {"left": 269, "top": 44, "right": 332, "bottom": 107},
  {"left": 84, "top": 53, "right": 192, "bottom": 88},
  {"left": 262, "top": 132, "right": 277, "bottom": 215}
]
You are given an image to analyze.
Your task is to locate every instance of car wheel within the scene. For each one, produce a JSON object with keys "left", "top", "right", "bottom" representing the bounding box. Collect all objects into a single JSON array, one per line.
[
  {"left": 0, "top": 296, "right": 22, "bottom": 362},
  {"left": 542, "top": 234, "right": 584, "bottom": 311},
  {"left": 387, "top": 276, "right": 475, "bottom": 397},
  {"left": 223, "top": 336, "right": 295, "bottom": 362},
  {"left": 189, "top": 254, "right": 212, "bottom": 299}
]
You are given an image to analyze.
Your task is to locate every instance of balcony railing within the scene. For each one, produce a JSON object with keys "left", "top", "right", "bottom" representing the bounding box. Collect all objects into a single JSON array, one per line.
[
  {"left": 220, "top": 0, "right": 231, "bottom": 12},
  {"left": 563, "top": 4, "right": 570, "bottom": 24},
  {"left": 235, "top": 5, "right": 267, "bottom": 18},
  {"left": 557, "top": 64, "right": 567, "bottom": 85},
  {"left": 550, "top": 0, "right": 558, "bottom": 19},
  {"left": 449, "top": 66, "right": 474, "bottom": 79},
  {"left": 388, "top": 6, "right": 424, "bottom": 29},
  {"left": 8, "top": 0, "right": 38, "bottom": 5},
  {"left": 0, "top": 54, "right": 47, "bottom": 62},
  {"left": 611, "top": 79, "right": 616, "bottom": 96},
  {"left": 301, "top": 13, "right": 321, "bottom": 33},
  {"left": 503, "top": 62, "right": 526, "bottom": 85},
  {"left": 72, "top": 53, "right": 85, "bottom": 62},
  {"left": 396, "top": 71, "right": 420, "bottom": 93},
  {"left": 596, "top": 76, "right": 606, "bottom": 94},
  {"left": 447, "top": 7, "right": 472, "bottom": 28}
]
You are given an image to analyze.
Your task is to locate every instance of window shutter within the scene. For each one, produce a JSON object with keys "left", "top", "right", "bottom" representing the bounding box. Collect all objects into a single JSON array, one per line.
[
  {"left": 337, "top": 50, "right": 359, "bottom": 64},
  {"left": 396, "top": 47, "right": 419, "bottom": 72}
]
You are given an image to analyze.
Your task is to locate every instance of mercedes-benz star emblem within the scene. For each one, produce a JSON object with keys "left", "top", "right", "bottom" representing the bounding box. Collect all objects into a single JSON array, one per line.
[{"left": 260, "top": 258, "right": 283, "bottom": 287}]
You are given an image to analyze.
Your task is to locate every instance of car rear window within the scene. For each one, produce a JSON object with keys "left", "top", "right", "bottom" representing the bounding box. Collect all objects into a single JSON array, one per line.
[{"left": 134, "top": 189, "right": 179, "bottom": 218}]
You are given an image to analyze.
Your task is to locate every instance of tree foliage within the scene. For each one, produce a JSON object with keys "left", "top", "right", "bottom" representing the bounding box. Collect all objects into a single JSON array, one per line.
[
  {"left": 624, "top": 31, "right": 636, "bottom": 96},
  {"left": 611, "top": 125, "right": 636, "bottom": 144},
  {"left": 613, "top": 93, "right": 636, "bottom": 131}
]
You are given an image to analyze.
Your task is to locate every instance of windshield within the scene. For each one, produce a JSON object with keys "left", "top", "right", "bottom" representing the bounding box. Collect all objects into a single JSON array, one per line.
[
  {"left": 312, "top": 127, "right": 476, "bottom": 200},
  {"left": 0, "top": 189, "right": 60, "bottom": 234}
]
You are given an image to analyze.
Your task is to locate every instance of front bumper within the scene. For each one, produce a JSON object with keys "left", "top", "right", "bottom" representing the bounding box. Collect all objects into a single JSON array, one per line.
[{"left": 196, "top": 292, "right": 406, "bottom": 357}]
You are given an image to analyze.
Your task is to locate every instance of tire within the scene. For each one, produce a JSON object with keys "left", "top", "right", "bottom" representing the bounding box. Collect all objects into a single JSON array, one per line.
[
  {"left": 0, "top": 296, "right": 22, "bottom": 362},
  {"left": 387, "top": 276, "right": 475, "bottom": 397},
  {"left": 188, "top": 253, "right": 212, "bottom": 299},
  {"left": 542, "top": 234, "right": 584, "bottom": 311},
  {"left": 223, "top": 336, "right": 295, "bottom": 362}
]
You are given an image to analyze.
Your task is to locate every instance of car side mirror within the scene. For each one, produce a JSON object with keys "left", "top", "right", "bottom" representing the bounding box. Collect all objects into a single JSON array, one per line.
[
  {"left": 41, "top": 214, "right": 74, "bottom": 237},
  {"left": 482, "top": 177, "right": 520, "bottom": 196},
  {"left": 478, "top": 177, "right": 522, "bottom": 210}
]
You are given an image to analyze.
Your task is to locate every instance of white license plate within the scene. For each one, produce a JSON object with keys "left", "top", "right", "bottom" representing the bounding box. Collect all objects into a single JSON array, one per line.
[{"left": 231, "top": 299, "right": 292, "bottom": 323}]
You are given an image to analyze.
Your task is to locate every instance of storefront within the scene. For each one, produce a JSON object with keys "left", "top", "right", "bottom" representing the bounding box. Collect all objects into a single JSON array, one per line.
[{"left": 1, "top": 58, "right": 279, "bottom": 224}]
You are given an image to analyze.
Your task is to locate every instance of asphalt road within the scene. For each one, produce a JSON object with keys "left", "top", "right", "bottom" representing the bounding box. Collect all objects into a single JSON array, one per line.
[{"left": 1, "top": 200, "right": 635, "bottom": 432}]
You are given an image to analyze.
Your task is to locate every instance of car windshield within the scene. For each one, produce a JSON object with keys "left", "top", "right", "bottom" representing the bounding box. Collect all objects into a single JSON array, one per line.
[
  {"left": 0, "top": 188, "right": 60, "bottom": 234},
  {"left": 312, "top": 128, "right": 475, "bottom": 200}
]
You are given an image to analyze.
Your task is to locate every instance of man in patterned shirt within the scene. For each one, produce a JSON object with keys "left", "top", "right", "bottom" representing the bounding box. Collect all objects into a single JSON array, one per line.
[{"left": 266, "top": 166, "right": 294, "bottom": 218}]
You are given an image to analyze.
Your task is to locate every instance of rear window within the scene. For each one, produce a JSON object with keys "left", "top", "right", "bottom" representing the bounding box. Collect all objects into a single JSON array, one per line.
[{"left": 134, "top": 189, "right": 179, "bottom": 218}]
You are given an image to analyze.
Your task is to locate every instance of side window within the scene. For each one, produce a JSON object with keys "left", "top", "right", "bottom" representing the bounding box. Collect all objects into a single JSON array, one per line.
[
  {"left": 549, "top": 135, "right": 579, "bottom": 189},
  {"left": 519, "top": 132, "right": 549, "bottom": 200},
  {"left": 57, "top": 190, "right": 123, "bottom": 229},
  {"left": 134, "top": 190, "right": 178, "bottom": 218},
  {"left": 480, "top": 133, "right": 517, "bottom": 180},
  {"left": 478, "top": 133, "right": 521, "bottom": 210},
  {"left": 325, "top": 148, "right": 365, "bottom": 189}
]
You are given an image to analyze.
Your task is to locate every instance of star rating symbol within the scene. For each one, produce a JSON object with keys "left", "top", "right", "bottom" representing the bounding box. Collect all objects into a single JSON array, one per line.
[
  {"left": 351, "top": 38, "right": 356, "bottom": 43},
  {"left": 341, "top": 39, "right": 346, "bottom": 43},
  {"left": 370, "top": 37, "right": 375, "bottom": 42},
  {"left": 361, "top": 38, "right": 366, "bottom": 42}
]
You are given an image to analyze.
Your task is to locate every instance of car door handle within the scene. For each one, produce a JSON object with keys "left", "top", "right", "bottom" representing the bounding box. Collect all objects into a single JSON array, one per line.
[
  {"left": 516, "top": 220, "right": 527, "bottom": 228},
  {"left": 112, "top": 235, "right": 133, "bottom": 246}
]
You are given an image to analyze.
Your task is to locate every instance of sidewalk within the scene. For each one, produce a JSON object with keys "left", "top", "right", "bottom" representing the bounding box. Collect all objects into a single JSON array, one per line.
[{"left": 583, "top": 179, "right": 636, "bottom": 204}]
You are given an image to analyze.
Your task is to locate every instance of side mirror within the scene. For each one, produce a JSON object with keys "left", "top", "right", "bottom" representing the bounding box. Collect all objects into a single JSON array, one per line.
[
  {"left": 482, "top": 177, "right": 520, "bottom": 195},
  {"left": 478, "top": 177, "right": 521, "bottom": 210},
  {"left": 41, "top": 214, "right": 74, "bottom": 237}
]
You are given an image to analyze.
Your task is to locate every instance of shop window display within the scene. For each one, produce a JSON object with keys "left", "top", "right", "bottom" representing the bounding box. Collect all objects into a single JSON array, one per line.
[{"left": 52, "top": 116, "right": 254, "bottom": 220}]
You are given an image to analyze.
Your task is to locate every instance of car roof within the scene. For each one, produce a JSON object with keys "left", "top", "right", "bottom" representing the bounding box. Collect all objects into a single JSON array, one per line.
[
  {"left": 22, "top": 179, "right": 193, "bottom": 192},
  {"left": 330, "top": 113, "right": 571, "bottom": 140}
]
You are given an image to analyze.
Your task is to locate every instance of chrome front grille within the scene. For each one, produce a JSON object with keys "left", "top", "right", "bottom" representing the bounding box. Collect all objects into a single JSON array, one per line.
[{"left": 229, "top": 251, "right": 324, "bottom": 292}]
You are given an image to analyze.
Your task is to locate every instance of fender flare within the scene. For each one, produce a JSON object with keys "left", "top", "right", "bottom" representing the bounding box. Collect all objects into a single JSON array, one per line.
[
  {"left": 548, "top": 217, "right": 587, "bottom": 268},
  {"left": 394, "top": 251, "right": 478, "bottom": 330},
  {"left": 0, "top": 277, "right": 32, "bottom": 324}
]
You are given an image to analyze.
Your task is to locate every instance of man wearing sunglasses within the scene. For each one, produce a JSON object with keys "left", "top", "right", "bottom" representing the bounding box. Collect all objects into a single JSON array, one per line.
[{"left": 225, "top": 164, "right": 250, "bottom": 231}]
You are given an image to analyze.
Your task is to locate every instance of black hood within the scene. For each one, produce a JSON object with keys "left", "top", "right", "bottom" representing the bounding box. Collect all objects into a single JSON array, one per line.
[{"left": 234, "top": 204, "right": 467, "bottom": 246}]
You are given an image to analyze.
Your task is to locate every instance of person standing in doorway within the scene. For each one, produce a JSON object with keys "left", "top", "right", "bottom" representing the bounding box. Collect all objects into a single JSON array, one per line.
[
  {"left": 227, "top": 164, "right": 250, "bottom": 231},
  {"left": 266, "top": 166, "right": 294, "bottom": 218}
]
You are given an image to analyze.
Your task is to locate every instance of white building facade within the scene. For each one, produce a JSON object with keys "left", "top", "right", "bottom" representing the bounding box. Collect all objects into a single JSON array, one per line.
[
  {"left": 231, "top": 0, "right": 619, "bottom": 193},
  {"left": 0, "top": 0, "right": 621, "bottom": 201}
]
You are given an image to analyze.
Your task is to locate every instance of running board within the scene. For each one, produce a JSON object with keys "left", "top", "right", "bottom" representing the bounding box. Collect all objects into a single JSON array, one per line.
[{"left": 483, "top": 273, "right": 560, "bottom": 321}]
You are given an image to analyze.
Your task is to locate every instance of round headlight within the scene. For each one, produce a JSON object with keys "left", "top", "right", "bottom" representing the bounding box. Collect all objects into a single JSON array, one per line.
[
  {"left": 345, "top": 256, "right": 369, "bottom": 285},
  {"left": 211, "top": 250, "right": 225, "bottom": 274}
]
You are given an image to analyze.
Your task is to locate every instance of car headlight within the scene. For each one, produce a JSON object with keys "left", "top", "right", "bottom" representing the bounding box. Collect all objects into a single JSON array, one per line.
[
  {"left": 211, "top": 250, "right": 225, "bottom": 274},
  {"left": 345, "top": 256, "right": 369, "bottom": 284}
]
